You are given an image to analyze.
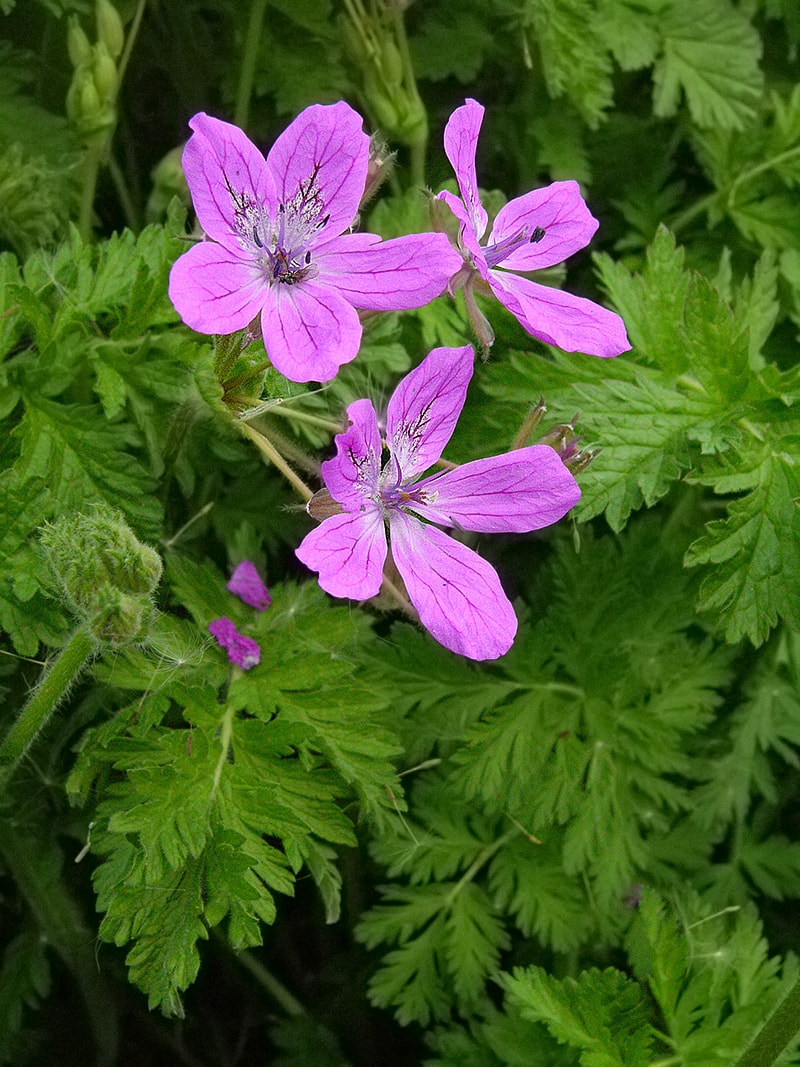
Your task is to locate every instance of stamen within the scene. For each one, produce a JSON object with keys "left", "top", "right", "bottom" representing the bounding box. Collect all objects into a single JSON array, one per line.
[
  {"left": 253, "top": 226, "right": 263, "bottom": 248},
  {"left": 530, "top": 227, "right": 546, "bottom": 243}
]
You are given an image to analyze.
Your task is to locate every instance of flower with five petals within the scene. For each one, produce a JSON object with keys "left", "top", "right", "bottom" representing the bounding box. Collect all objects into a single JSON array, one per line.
[
  {"left": 437, "top": 98, "right": 630, "bottom": 358},
  {"left": 296, "top": 345, "right": 580, "bottom": 660},
  {"left": 169, "top": 102, "right": 461, "bottom": 383}
]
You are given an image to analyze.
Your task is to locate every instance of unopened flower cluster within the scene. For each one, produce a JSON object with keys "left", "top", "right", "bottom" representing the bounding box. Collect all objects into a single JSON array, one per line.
[{"left": 171, "top": 99, "right": 630, "bottom": 661}]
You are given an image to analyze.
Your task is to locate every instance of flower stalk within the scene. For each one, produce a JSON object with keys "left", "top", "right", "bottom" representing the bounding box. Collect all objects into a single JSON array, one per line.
[{"left": 0, "top": 626, "right": 96, "bottom": 771}]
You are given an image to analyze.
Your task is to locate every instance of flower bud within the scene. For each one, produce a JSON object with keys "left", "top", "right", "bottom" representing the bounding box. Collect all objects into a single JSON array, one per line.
[
  {"left": 75, "top": 70, "right": 102, "bottom": 124},
  {"left": 379, "top": 39, "right": 404, "bottom": 88},
  {"left": 360, "top": 135, "right": 394, "bottom": 207},
  {"left": 96, "top": 0, "right": 125, "bottom": 60},
  {"left": 67, "top": 16, "right": 92, "bottom": 69},
  {"left": 87, "top": 587, "right": 149, "bottom": 648},
  {"left": 92, "top": 42, "right": 119, "bottom": 104},
  {"left": 40, "top": 506, "right": 162, "bottom": 617}
]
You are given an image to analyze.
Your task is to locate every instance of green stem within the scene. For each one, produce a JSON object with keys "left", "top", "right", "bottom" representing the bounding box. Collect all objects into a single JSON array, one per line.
[
  {"left": 221, "top": 938, "right": 305, "bottom": 1017},
  {"left": 108, "top": 153, "right": 138, "bottom": 231},
  {"left": 0, "top": 627, "right": 95, "bottom": 770},
  {"left": 728, "top": 146, "right": 800, "bottom": 205},
  {"left": 445, "top": 829, "right": 517, "bottom": 908},
  {"left": 267, "top": 404, "right": 342, "bottom": 435},
  {"left": 669, "top": 192, "right": 719, "bottom": 237},
  {"left": 241, "top": 421, "right": 314, "bottom": 501},
  {"left": 77, "top": 140, "right": 104, "bottom": 242},
  {"left": 234, "top": 0, "right": 269, "bottom": 130},
  {"left": 392, "top": 8, "right": 427, "bottom": 188},
  {"left": 732, "top": 973, "right": 800, "bottom": 1067},
  {"left": 117, "top": 0, "right": 147, "bottom": 85}
]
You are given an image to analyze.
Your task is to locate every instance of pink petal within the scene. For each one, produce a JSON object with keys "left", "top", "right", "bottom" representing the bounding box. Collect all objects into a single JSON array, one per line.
[
  {"left": 489, "top": 181, "right": 599, "bottom": 272},
  {"left": 266, "top": 101, "right": 369, "bottom": 239},
  {"left": 385, "top": 345, "right": 474, "bottom": 480},
  {"left": 183, "top": 113, "right": 277, "bottom": 253},
  {"left": 442, "top": 99, "right": 488, "bottom": 241},
  {"left": 389, "top": 514, "right": 517, "bottom": 661},
  {"left": 227, "top": 560, "right": 271, "bottom": 610},
  {"left": 168, "top": 240, "right": 266, "bottom": 334},
  {"left": 414, "top": 446, "right": 581, "bottom": 532},
  {"left": 314, "top": 232, "right": 462, "bottom": 310},
  {"left": 321, "top": 398, "right": 382, "bottom": 511},
  {"left": 435, "top": 191, "right": 489, "bottom": 279},
  {"left": 259, "top": 279, "right": 363, "bottom": 383},
  {"left": 208, "top": 617, "right": 261, "bottom": 670},
  {"left": 488, "top": 270, "right": 630, "bottom": 358},
  {"left": 296, "top": 510, "right": 387, "bottom": 599}
]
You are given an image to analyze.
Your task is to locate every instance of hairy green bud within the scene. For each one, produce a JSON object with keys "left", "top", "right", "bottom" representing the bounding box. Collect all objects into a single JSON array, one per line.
[
  {"left": 40, "top": 506, "right": 162, "bottom": 642},
  {"left": 67, "top": 16, "right": 92, "bottom": 68},
  {"left": 96, "top": 0, "right": 125, "bottom": 60},
  {"left": 87, "top": 587, "right": 150, "bottom": 647}
]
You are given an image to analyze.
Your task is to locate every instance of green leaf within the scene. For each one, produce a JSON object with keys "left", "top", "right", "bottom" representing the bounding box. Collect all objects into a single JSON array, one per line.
[
  {"left": 502, "top": 965, "right": 652, "bottom": 1067},
  {"left": 12, "top": 398, "right": 162, "bottom": 541},
  {"left": 652, "top": 0, "right": 763, "bottom": 130},
  {"left": 625, "top": 888, "right": 688, "bottom": 1023},
  {"left": 685, "top": 446, "right": 800, "bottom": 643},
  {"left": 0, "top": 474, "right": 66, "bottom": 654},
  {"left": 521, "top": 0, "right": 614, "bottom": 127}
]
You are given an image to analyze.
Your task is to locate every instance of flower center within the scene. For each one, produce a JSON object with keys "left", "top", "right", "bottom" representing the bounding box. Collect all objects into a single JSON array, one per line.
[
  {"left": 228, "top": 169, "right": 332, "bottom": 286},
  {"left": 483, "top": 224, "right": 546, "bottom": 269},
  {"left": 377, "top": 456, "right": 435, "bottom": 515}
]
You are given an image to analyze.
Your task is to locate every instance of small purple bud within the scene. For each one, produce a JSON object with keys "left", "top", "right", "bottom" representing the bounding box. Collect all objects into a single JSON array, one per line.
[
  {"left": 208, "top": 617, "right": 261, "bottom": 670},
  {"left": 227, "top": 560, "right": 271, "bottom": 610}
]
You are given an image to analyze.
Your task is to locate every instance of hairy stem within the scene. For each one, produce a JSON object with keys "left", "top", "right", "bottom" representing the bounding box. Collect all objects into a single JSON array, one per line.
[
  {"left": 240, "top": 421, "right": 314, "bottom": 501},
  {"left": 0, "top": 626, "right": 96, "bottom": 771},
  {"left": 234, "top": 0, "right": 269, "bottom": 130}
]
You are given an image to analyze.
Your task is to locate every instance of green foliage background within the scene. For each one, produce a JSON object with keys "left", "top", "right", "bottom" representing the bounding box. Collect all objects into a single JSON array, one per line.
[{"left": 1, "top": 0, "right": 800, "bottom": 1064}]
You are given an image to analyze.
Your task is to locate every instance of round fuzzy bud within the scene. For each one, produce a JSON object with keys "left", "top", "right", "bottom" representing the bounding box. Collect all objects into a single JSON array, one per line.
[
  {"left": 96, "top": 0, "right": 125, "bottom": 59},
  {"left": 67, "top": 16, "right": 92, "bottom": 69},
  {"left": 87, "top": 587, "right": 148, "bottom": 648},
  {"left": 40, "top": 506, "right": 163, "bottom": 617}
]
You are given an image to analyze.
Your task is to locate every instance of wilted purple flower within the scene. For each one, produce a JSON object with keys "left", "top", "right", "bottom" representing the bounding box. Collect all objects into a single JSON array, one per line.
[
  {"left": 169, "top": 102, "right": 462, "bottom": 383},
  {"left": 437, "top": 99, "right": 630, "bottom": 358},
  {"left": 295, "top": 345, "right": 580, "bottom": 660},
  {"left": 208, "top": 617, "right": 261, "bottom": 670},
  {"left": 227, "top": 560, "right": 271, "bottom": 610}
]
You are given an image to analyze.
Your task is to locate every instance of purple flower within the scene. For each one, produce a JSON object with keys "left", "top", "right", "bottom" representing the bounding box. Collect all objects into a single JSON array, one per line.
[
  {"left": 295, "top": 345, "right": 580, "bottom": 661},
  {"left": 227, "top": 560, "right": 271, "bottom": 610},
  {"left": 437, "top": 99, "right": 630, "bottom": 358},
  {"left": 169, "top": 103, "right": 462, "bottom": 383},
  {"left": 208, "top": 617, "right": 261, "bottom": 670}
]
